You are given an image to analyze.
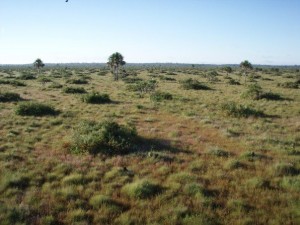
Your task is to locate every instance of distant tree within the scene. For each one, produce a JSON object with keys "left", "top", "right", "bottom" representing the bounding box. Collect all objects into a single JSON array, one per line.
[
  {"left": 240, "top": 60, "right": 253, "bottom": 83},
  {"left": 223, "top": 66, "right": 233, "bottom": 77},
  {"left": 33, "top": 58, "right": 45, "bottom": 74},
  {"left": 107, "top": 52, "right": 126, "bottom": 81}
]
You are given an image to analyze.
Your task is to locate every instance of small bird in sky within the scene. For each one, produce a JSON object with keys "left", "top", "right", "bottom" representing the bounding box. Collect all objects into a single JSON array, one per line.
[{"left": 66, "top": 0, "right": 68, "bottom": 2}]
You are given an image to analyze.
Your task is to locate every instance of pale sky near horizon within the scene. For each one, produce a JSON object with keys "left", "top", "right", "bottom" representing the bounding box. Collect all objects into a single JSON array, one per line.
[{"left": 0, "top": 0, "right": 299, "bottom": 65}]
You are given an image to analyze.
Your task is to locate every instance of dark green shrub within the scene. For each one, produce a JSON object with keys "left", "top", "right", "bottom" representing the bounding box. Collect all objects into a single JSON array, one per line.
[
  {"left": 0, "top": 92, "right": 22, "bottom": 102},
  {"left": 159, "top": 75, "right": 176, "bottom": 81},
  {"left": 260, "top": 92, "right": 283, "bottom": 100},
  {"left": 150, "top": 91, "right": 173, "bottom": 102},
  {"left": 19, "top": 74, "right": 36, "bottom": 80},
  {"left": 82, "top": 92, "right": 111, "bottom": 104},
  {"left": 38, "top": 76, "right": 52, "bottom": 83},
  {"left": 0, "top": 79, "right": 26, "bottom": 86},
  {"left": 180, "top": 78, "right": 211, "bottom": 90},
  {"left": 227, "top": 78, "right": 240, "bottom": 85},
  {"left": 221, "top": 102, "right": 265, "bottom": 118},
  {"left": 16, "top": 102, "right": 58, "bottom": 116},
  {"left": 122, "top": 77, "right": 143, "bottom": 83},
  {"left": 69, "top": 121, "right": 138, "bottom": 155},
  {"left": 66, "top": 78, "right": 88, "bottom": 84},
  {"left": 274, "top": 163, "right": 299, "bottom": 176},
  {"left": 278, "top": 82, "right": 298, "bottom": 89},
  {"left": 63, "top": 87, "right": 87, "bottom": 94}
]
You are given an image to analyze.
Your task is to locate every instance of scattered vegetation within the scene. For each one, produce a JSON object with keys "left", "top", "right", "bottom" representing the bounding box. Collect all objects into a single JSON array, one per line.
[
  {"left": 221, "top": 102, "right": 265, "bottom": 117},
  {"left": 180, "top": 78, "right": 211, "bottom": 90},
  {"left": 63, "top": 86, "right": 87, "bottom": 94}
]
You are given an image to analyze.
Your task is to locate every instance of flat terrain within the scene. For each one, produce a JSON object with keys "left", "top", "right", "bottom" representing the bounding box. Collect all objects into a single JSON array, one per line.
[{"left": 0, "top": 66, "right": 299, "bottom": 225}]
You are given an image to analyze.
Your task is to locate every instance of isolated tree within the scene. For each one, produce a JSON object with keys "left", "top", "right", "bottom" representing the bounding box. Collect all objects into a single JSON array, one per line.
[
  {"left": 107, "top": 52, "right": 126, "bottom": 81},
  {"left": 33, "top": 58, "right": 45, "bottom": 74},
  {"left": 240, "top": 60, "right": 253, "bottom": 83}
]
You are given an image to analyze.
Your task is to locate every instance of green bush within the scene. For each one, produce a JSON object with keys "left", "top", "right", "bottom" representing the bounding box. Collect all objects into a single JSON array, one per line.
[
  {"left": 150, "top": 91, "right": 173, "bottom": 102},
  {"left": 180, "top": 78, "right": 211, "bottom": 90},
  {"left": 16, "top": 102, "right": 58, "bottom": 116},
  {"left": 66, "top": 78, "right": 88, "bottom": 84},
  {"left": 0, "top": 79, "right": 26, "bottom": 86},
  {"left": 38, "top": 76, "right": 52, "bottom": 83},
  {"left": 242, "top": 83, "right": 263, "bottom": 100},
  {"left": 260, "top": 92, "right": 283, "bottom": 100},
  {"left": 69, "top": 121, "right": 138, "bottom": 155},
  {"left": 273, "top": 163, "right": 299, "bottom": 176},
  {"left": 227, "top": 78, "right": 240, "bottom": 85},
  {"left": 63, "top": 86, "right": 87, "bottom": 94},
  {"left": 278, "top": 82, "right": 298, "bottom": 89},
  {"left": 0, "top": 92, "right": 22, "bottom": 102},
  {"left": 48, "top": 82, "right": 63, "bottom": 89},
  {"left": 122, "top": 180, "right": 162, "bottom": 199},
  {"left": 19, "top": 74, "right": 36, "bottom": 80},
  {"left": 127, "top": 80, "right": 157, "bottom": 97},
  {"left": 221, "top": 102, "right": 265, "bottom": 118},
  {"left": 82, "top": 92, "right": 111, "bottom": 104}
]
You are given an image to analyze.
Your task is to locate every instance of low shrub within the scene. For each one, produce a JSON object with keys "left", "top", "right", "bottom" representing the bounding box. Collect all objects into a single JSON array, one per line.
[
  {"left": 38, "top": 76, "right": 52, "bottom": 83},
  {"left": 48, "top": 82, "right": 63, "bottom": 89},
  {"left": 69, "top": 120, "right": 138, "bottom": 155},
  {"left": 122, "top": 180, "right": 162, "bottom": 199},
  {"left": 221, "top": 102, "right": 265, "bottom": 118},
  {"left": 15, "top": 102, "right": 58, "bottom": 116},
  {"left": 277, "top": 82, "right": 298, "bottom": 89},
  {"left": 273, "top": 163, "right": 299, "bottom": 176},
  {"left": 206, "top": 147, "right": 230, "bottom": 157},
  {"left": 259, "top": 92, "right": 283, "bottom": 100},
  {"left": 242, "top": 83, "right": 263, "bottom": 100},
  {"left": 19, "top": 74, "right": 36, "bottom": 80},
  {"left": 150, "top": 91, "right": 173, "bottom": 102},
  {"left": 127, "top": 80, "right": 157, "bottom": 97},
  {"left": 122, "top": 77, "right": 143, "bottom": 83},
  {"left": 0, "top": 79, "right": 26, "bottom": 86},
  {"left": 66, "top": 78, "right": 88, "bottom": 84},
  {"left": 63, "top": 86, "right": 87, "bottom": 94},
  {"left": 0, "top": 92, "right": 22, "bottom": 102},
  {"left": 180, "top": 78, "right": 211, "bottom": 90},
  {"left": 227, "top": 78, "right": 240, "bottom": 85},
  {"left": 82, "top": 92, "right": 111, "bottom": 104}
]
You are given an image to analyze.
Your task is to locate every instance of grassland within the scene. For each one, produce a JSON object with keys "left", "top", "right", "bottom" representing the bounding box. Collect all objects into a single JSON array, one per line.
[{"left": 0, "top": 66, "right": 299, "bottom": 225}]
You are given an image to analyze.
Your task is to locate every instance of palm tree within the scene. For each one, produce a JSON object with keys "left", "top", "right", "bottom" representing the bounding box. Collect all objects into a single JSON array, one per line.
[
  {"left": 107, "top": 52, "right": 126, "bottom": 81},
  {"left": 240, "top": 60, "right": 253, "bottom": 83},
  {"left": 33, "top": 58, "right": 45, "bottom": 74}
]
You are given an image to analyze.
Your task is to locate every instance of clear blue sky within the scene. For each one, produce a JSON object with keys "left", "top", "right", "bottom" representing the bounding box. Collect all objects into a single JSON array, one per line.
[{"left": 0, "top": 0, "right": 299, "bottom": 65}]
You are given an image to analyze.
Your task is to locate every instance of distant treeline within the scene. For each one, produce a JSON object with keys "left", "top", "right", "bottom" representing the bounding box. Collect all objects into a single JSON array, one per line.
[{"left": 0, "top": 63, "right": 299, "bottom": 69}]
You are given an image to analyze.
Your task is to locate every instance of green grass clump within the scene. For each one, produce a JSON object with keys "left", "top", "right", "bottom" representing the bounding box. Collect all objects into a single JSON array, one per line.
[
  {"left": 89, "top": 194, "right": 123, "bottom": 210},
  {"left": 63, "top": 86, "right": 87, "bottom": 94},
  {"left": 245, "top": 177, "right": 270, "bottom": 189},
  {"left": 82, "top": 92, "right": 111, "bottom": 104},
  {"left": 206, "top": 147, "right": 230, "bottom": 157},
  {"left": 273, "top": 163, "right": 299, "bottom": 176},
  {"left": 180, "top": 78, "right": 211, "bottom": 90},
  {"left": 242, "top": 83, "right": 263, "bottom": 100},
  {"left": 70, "top": 120, "right": 138, "bottom": 155},
  {"left": 183, "top": 182, "right": 205, "bottom": 198},
  {"left": 150, "top": 91, "right": 173, "bottom": 102},
  {"left": 0, "top": 92, "right": 22, "bottom": 102},
  {"left": 225, "top": 159, "right": 245, "bottom": 169},
  {"left": 38, "top": 76, "right": 52, "bottom": 83},
  {"left": 280, "top": 177, "right": 300, "bottom": 191},
  {"left": 122, "top": 180, "right": 162, "bottom": 199},
  {"left": 221, "top": 102, "right": 265, "bottom": 118},
  {"left": 48, "top": 82, "right": 63, "bottom": 89},
  {"left": 259, "top": 92, "right": 283, "bottom": 100},
  {"left": 62, "top": 173, "right": 87, "bottom": 185},
  {"left": 15, "top": 102, "right": 58, "bottom": 116}
]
